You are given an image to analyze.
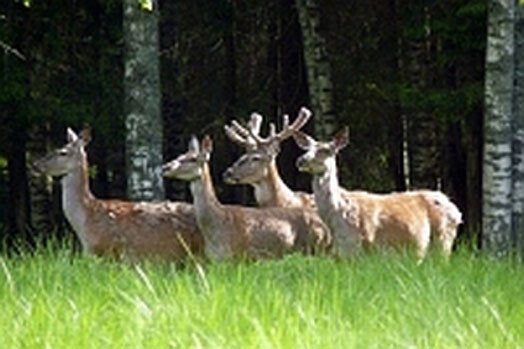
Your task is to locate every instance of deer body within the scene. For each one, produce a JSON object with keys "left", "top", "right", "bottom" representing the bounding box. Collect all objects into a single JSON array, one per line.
[
  {"left": 34, "top": 128, "right": 202, "bottom": 261},
  {"left": 295, "top": 128, "right": 461, "bottom": 259},
  {"left": 163, "top": 136, "right": 330, "bottom": 261}
]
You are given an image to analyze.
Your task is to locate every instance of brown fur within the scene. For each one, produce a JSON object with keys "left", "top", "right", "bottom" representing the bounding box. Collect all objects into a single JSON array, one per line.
[
  {"left": 84, "top": 199, "right": 203, "bottom": 260},
  {"left": 294, "top": 127, "right": 462, "bottom": 259},
  {"left": 34, "top": 127, "right": 203, "bottom": 261},
  {"left": 338, "top": 190, "right": 461, "bottom": 255},
  {"left": 163, "top": 136, "right": 331, "bottom": 261}
]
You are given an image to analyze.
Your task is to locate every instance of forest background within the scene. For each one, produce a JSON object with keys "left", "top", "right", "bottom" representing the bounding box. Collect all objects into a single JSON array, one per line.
[{"left": 0, "top": 0, "right": 510, "bottom": 253}]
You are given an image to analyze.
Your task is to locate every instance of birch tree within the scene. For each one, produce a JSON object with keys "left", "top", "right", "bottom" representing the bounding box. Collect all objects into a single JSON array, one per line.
[
  {"left": 123, "top": 0, "right": 164, "bottom": 200},
  {"left": 296, "top": 0, "right": 335, "bottom": 139},
  {"left": 513, "top": 0, "right": 524, "bottom": 253},
  {"left": 483, "top": 0, "right": 515, "bottom": 255}
]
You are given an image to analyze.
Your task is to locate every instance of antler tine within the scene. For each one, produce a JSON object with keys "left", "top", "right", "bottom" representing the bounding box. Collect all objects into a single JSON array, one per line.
[
  {"left": 224, "top": 111, "right": 269, "bottom": 149},
  {"left": 274, "top": 107, "right": 312, "bottom": 141},
  {"left": 230, "top": 120, "right": 251, "bottom": 138},
  {"left": 293, "top": 107, "right": 313, "bottom": 131},
  {"left": 249, "top": 112, "right": 263, "bottom": 136},
  {"left": 268, "top": 122, "right": 277, "bottom": 138},
  {"left": 224, "top": 124, "right": 251, "bottom": 147}
]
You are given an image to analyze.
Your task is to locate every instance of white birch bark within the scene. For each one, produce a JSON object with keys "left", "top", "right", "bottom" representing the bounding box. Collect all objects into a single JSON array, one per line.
[
  {"left": 513, "top": 0, "right": 524, "bottom": 253},
  {"left": 483, "top": 0, "right": 515, "bottom": 255},
  {"left": 123, "top": 0, "right": 164, "bottom": 200},
  {"left": 295, "top": 0, "right": 336, "bottom": 139}
]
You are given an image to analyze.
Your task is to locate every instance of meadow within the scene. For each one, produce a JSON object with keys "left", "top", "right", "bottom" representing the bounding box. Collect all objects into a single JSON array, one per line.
[{"left": 0, "top": 244, "right": 522, "bottom": 349}]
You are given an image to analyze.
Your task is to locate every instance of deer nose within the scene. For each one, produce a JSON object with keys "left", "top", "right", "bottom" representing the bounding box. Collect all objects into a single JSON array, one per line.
[
  {"left": 296, "top": 157, "right": 306, "bottom": 170},
  {"left": 222, "top": 168, "right": 236, "bottom": 183},
  {"left": 162, "top": 162, "right": 175, "bottom": 175},
  {"left": 31, "top": 159, "right": 43, "bottom": 174}
]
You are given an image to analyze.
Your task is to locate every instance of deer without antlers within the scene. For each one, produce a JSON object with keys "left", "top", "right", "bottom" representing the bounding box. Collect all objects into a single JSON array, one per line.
[
  {"left": 223, "top": 107, "right": 315, "bottom": 208},
  {"left": 294, "top": 127, "right": 462, "bottom": 259},
  {"left": 33, "top": 127, "right": 203, "bottom": 261},
  {"left": 162, "top": 135, "right": 331, "bottom": 261}
]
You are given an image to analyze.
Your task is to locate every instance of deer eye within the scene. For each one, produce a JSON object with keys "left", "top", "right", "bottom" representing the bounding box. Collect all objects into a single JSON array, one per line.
[
  {"left": 58, "top": 150, "right": 69, "bottom": 156},
  {"left": 182, "top": 156, "right": 197, "bottom": 163},
  {"left": 317, "top": 149, "right": 331, "bottom": 157}
]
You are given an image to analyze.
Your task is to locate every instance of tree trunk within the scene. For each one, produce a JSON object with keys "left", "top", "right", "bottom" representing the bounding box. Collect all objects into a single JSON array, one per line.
[
  {"left": 27, "top": 123, "right": 55, "bottom": 239},
  {"left": 403, "top": 5, "right": 440, "bottom": 190},
  {"left": 272, "top": 0, "right": 310, "bottom": 191},
  {"left": 296, "top": 0, "right": 336, "bottom": 139},
  {"left": 6, "top": 122, "right": 32, "bottom": 247},
  {"left": 123, "top": 0, "right": 164, "bottom": 201},
  {"left": 513, "top": 0, "right": 524, "bottom": 254},
  {"left": 465, "top": 110, "right": 483, "bottom": 245},
  {"left": 90, "top": 0, "right": 109, "bottom": 199},
  {"left": 222, "top": 0, "right": 248, "bottom": 204},
  {"left": 387, "top": 0, "right": 407, "bottom": 191},
  {"left": 483, "top": 0, "right": 515, "bottom": 255}
]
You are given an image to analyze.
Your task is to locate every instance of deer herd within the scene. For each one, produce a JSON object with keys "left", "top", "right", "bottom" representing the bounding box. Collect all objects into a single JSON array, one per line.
[{"left": 34, "top": 107, "right": 462, "bottom": 263}]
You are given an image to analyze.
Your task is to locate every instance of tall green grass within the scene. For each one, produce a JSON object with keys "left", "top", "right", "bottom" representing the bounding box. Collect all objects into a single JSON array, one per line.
[{"left": 0, "top": 245, "right": 522, "bottom": 349}]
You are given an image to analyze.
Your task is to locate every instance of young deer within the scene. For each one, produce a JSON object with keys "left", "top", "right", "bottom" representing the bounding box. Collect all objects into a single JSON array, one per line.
[
  {"left": 294, "top": 127, "right": 462, "bottom": 259},
  {"left": 162, "top": 135, "right": 331, "bottom": 261},
  {"left": 222, "top": 107, "right": 315, "bottom": 208},
  {"left": 33, "top": 127, "right": 203, "bottom": 261}
]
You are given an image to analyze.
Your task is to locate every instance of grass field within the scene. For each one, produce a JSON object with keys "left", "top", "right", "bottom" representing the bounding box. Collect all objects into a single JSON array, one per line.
[{"left": 0, "top": 245, "right": 523, "bottom": 349}]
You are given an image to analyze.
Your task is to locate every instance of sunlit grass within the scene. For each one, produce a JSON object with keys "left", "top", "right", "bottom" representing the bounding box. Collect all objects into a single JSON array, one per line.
[{"left": 0, "top": 245, "right": 522, "bottom": 349}]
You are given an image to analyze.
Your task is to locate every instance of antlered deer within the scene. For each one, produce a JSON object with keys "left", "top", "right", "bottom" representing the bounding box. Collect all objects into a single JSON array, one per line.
[
  {"left": 294, "top": 127, "right": 462, "bottom": 259},
  {"left": 33, "top": 127, "right": 203, "bottom": 261},
  {"left": 223, "top": 107, "right": 315, "bottom": 208},
  {"left": 162, "top": 135, "right": 331, "bottom": 261}
]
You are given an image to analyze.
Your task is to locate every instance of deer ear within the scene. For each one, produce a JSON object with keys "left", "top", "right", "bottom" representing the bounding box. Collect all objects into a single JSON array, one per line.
[
  {"left": 201, "top": 135, "right": 213, "bottom": 155},
  {"left": 188, "top": 136, "right": 200, "bottom": 152},
  {"left": 79, "top": 125, "right": 92, "bottom": 145},
  {"left": 67, "top": 128, "right": 79, "bottom": 143},
  {"left": 293, "top": 130, "right": 316, "bottom": 150},
  {"left": 332, "top": 126, "right": 349, "bottom": 151}
]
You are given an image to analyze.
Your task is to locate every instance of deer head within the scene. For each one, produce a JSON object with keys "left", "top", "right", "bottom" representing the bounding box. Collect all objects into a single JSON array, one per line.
[
  {"left": 163, "top": 135, "right": 212, "bottom": 181},
  {"left": 294, "top": 126, "right": 349, "bottom": 175},
  {"left": 223, "top": 107, "right": 312, "bottom": 184},
  {"left": 34, "top": 126, "right": 92, "bottom": 176}
]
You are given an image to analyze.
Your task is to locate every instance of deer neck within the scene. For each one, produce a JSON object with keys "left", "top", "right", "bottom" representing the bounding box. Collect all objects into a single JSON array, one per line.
[
  {"left": 189, "top": 162, "right": 222, "bottom": 222},
  {"left": 312, "top": 158, "right": 342, "bottom": 213},
  {"left": 61, "top": 152, "right": 96, "bottom": 248},
  {"left": 189, "top": 162, "right": 231, "bottom": 257},
  {"left": 253, "top": 160, "right": 299, "bottom": 207}
]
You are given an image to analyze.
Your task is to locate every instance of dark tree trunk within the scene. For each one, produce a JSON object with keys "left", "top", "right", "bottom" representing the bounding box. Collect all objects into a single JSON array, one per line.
[
  {"left": 402, "top": 5, "right": 440, "bottom": 190},
  {"left": 90, "top": 0, "right": 110, "bottom": 199},
  {"left": 222, "top": 0, "right": 248, "bottom": 205},
  {"left": 6, "top": 122, "right": 32, "bottom": 247},
  {"left": 465, "top": 109, "right": 483, "bottom": 244},
  {"left": 271, "top": 0, "right": 310, "bottom": 192},
  {"left": 27, "top": 123, "right": 55, "bottom": 240},
  {"left": 388, "top": 0, "right": 407, "bottom": 191}
]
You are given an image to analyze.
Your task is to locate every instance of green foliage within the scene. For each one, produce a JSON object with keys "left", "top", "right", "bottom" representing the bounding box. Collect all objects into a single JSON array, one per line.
[
  {"left": 0, "top": 248, "right": 523, "bottom": 348},
  {"left": 138, "top": 0, "right": 154, "bottom": 12}
]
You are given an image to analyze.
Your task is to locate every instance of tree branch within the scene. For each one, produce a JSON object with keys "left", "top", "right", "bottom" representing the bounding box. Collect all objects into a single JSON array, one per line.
[{"left": 0, "top": 40, "right": 26, "bottom": 61}]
